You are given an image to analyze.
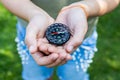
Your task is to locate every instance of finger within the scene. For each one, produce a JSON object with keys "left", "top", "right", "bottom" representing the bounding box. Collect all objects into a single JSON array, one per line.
[
  {"left": 46, "top": 56, "right": 65, "bottom": 68},
  {"left": 57, "top": 47, "right": 72, "bottom": 60},
  {"left": 57, "top": 54, "right": 72, "bottom": 66},
  {"left": 39, "top": 43, "right": 51, "bottom": 55},
  {"left": 57, "top": 46, "right": 72, "bottom": 61},
  {"left": 46, "top": 46, "right": 72, "bottom": 67},
  {"left": 52, "top": 54, "right": 72, "bottom": 66},
  {"left": 65, "top": 23, "right": 88, "bottom": 53},
  {"left": 31, "top": 52, "right": 59, "bottom": 66},
  {"left": 65, "top": 35, "right": 83, "bottom": 53},
  {"left": 66, "top": 54, "right": 72, "bottom": 60},
  {"left": 42, "top": 38, "right": 58, "bottom": 53},
  {"left": 46, "top": 49, "right": 67, "bottom": 67},
  {"left": 48, "top": 45, "right": 58, "bottom": 53},
  {"left": 38, "top": 38, "right": 56, "bottom": 54}
]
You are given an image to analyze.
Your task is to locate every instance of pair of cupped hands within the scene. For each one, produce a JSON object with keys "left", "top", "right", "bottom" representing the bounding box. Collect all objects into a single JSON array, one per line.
[{"left": 25, "top": 5, "right": 88, "bottom": 67}]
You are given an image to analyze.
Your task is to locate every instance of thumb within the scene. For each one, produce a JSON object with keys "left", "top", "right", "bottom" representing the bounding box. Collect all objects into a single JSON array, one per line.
[
  {"left": 65, "top": 26, "right": 88, "bottom": 53},
  {"left": 25, "top": 23, "right": 38, "bottom": 54}
]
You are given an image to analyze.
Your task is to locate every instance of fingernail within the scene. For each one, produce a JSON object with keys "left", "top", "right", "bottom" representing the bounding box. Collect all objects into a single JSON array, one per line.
[{"left": 67, "top": 46, "right": 73, "bottom": 52}]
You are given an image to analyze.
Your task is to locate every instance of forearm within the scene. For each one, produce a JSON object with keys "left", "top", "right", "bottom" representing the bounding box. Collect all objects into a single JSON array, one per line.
[
  {"left": 70, "top": 0, "right": 120, "bottom": 17},
  {"left": 0, "top": 0, "right": 49, "bottom": 21}
]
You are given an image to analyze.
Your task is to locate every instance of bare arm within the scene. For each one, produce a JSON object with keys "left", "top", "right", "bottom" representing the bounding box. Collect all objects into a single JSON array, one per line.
[
  {"left": 0, "top": 0, "right": 71, "bottom": 67},
  {"left": 55, "top": 0, "right": 120, "bottom": 53},
  {"left": 70, "top": 0, "right": 120, "bottom": 17},
  {"left": 0, "top": 0, "right": 49, "bottom": 21}
]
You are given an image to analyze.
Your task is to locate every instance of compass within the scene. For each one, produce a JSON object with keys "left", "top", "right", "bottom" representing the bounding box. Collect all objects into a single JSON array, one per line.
[{"left": 45, "top": 23, "right": 71, "bottom": 46}]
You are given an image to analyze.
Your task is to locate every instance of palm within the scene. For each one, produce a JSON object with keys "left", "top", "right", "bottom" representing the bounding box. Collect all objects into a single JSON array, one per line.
[{"left": 56, "top": 7, "right": 88, "bottom": 53}]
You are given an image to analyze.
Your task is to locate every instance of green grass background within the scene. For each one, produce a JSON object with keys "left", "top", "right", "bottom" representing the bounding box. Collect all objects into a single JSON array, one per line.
[{"left": 0, "top": 3, "right": 120, "bottom": 80}]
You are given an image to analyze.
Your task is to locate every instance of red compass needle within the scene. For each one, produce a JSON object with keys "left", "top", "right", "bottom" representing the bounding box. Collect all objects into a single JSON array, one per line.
[{"left": 51, "top": 32, "right": 58, "bottom": 34}]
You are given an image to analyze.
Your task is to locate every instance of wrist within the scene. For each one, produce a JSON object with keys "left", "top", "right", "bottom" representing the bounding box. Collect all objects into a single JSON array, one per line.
[
  {"left": 68, "top": 0, "right": 100, "bottom": 17},
  {"left": 28, "top": 12, "right": 54, "bottom": 29},
  {"left": 68, "top": 4, "right": 88, "bottom": 18},
  {"left": 70, "top": 0, "right": 120, "bottom": 17},
  {"left": 59, "top": 4, "right": 88, "bottom": 18},
  {"left": 28, "top": 10, "right": 50, "bottom": 22}
]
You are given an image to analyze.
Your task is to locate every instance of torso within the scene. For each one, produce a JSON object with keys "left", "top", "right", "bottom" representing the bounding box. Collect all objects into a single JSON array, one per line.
[
  {"left": 17, "top": 0, "right": 98, "bottom": 38},
  {"left": 31, "top": 0, "right": 80, "bottom": 18}
]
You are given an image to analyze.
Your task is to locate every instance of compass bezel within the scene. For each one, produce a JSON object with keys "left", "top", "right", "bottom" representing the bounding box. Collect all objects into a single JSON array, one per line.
[{"left": 45, "top": 23, "right": 71, "bottom": 46}]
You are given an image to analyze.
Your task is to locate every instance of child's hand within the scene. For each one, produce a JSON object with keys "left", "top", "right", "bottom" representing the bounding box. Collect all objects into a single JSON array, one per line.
[
  {"left": 25, "top": 14, "right": 54, "bottom": 54},
  {"left": 38, "top": 38, "right": 72, "bottom": 67},
  {"left": 55, "top": 6, "right": 88, "bottom": 53},
  {"left": 25, "top": 14, "right": 72, "bottom": 67}
]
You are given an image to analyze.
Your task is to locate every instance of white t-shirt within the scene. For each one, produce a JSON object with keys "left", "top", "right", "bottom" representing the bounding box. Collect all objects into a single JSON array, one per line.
[{"left": 17, "top": 0, "right": 98, "bottom": 38}]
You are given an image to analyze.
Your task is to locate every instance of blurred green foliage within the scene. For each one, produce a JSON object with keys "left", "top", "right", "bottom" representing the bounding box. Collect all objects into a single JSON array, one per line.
[
  {"left": 0, "top": 3, "right": 120, "bottom": 80},
  {"left": 89, "top": 5, "right": 120, "bottom": 80},
  {"left": 0, "top": 4, "right": 22, "bottom": 80}
]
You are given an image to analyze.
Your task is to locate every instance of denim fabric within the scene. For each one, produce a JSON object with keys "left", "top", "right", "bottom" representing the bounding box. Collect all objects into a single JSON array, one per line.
[{"left": 15, "top": 22, "right": 98, "bottom": 80}]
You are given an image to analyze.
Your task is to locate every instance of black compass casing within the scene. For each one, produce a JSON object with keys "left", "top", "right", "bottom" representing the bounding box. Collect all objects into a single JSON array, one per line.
[{"left": 45, "top": 23, "right": 71, "bottom": 46}]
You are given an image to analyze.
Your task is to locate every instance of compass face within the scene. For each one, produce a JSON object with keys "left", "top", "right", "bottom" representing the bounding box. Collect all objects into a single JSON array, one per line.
[{"left": 45, "top": 23, "right": 71, "bottom": 45}]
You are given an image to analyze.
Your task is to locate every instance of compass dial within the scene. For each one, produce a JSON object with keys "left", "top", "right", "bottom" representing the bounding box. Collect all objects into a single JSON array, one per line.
[{"left": 45, "top": 23, "right": 71, "bottom": 45}]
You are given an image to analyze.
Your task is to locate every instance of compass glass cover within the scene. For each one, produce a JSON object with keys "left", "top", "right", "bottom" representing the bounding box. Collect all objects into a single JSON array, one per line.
[{"left": 45, "top": 23, "right": 71, "bottom": 45}]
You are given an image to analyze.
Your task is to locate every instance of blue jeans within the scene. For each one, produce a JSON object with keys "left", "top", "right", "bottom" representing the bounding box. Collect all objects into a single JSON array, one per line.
[{"left": 15, "top": 22, "right": 98, "bottom": 80}]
